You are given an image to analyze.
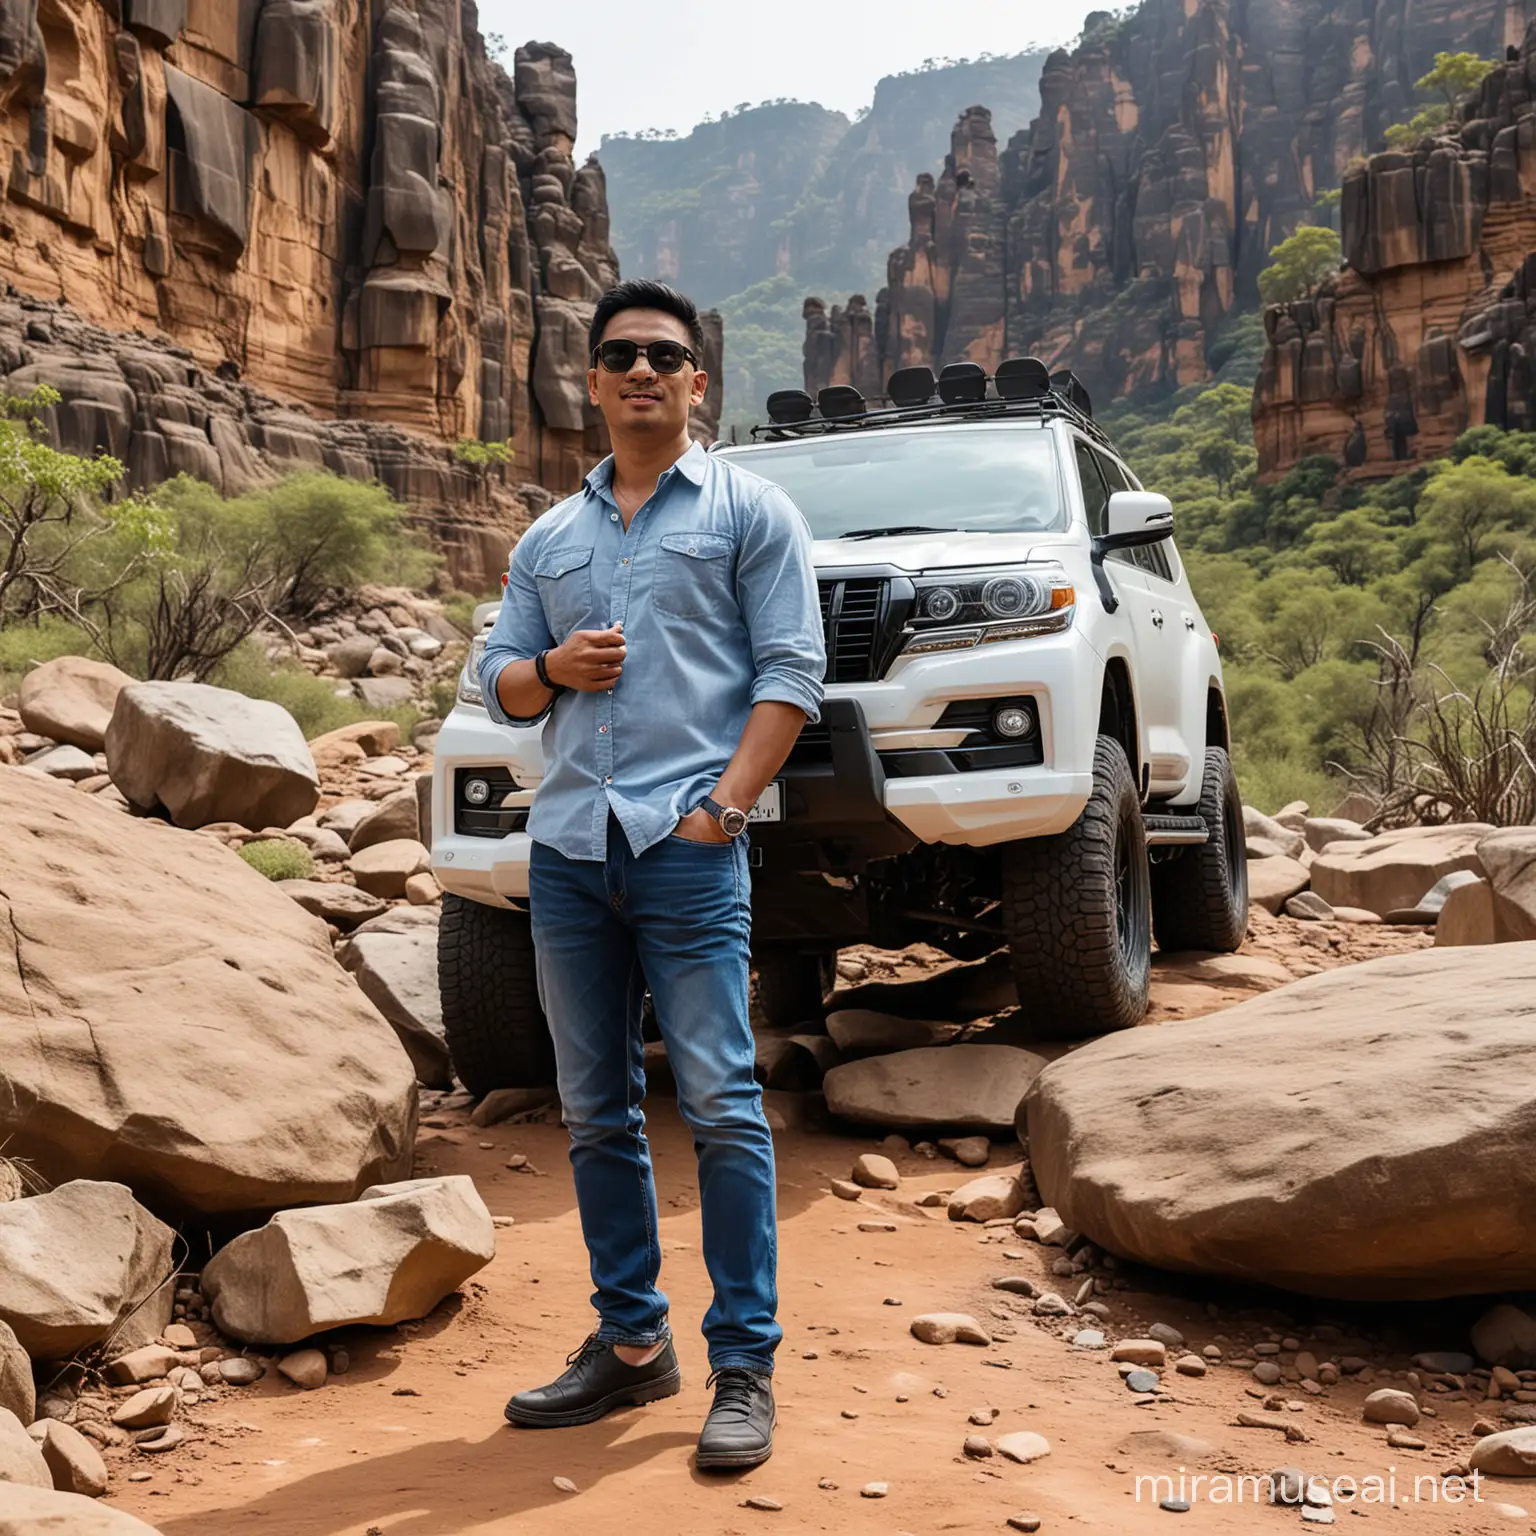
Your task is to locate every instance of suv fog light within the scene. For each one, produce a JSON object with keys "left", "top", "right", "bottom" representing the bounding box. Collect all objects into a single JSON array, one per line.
[
  {"left": 993, "top": 704, "right": 1035, "bottom": 739},
  {"left": 464, "top": 777, "right": 492, "bottom": 807}
]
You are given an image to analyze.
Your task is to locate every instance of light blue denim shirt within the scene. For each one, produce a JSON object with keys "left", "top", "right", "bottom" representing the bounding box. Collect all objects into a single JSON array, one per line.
[{"left": 479, "top": 441, "right": 826, "bottom": 861}]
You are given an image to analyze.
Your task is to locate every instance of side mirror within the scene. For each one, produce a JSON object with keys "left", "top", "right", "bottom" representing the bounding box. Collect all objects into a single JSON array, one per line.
[{"left": 1099, "top": 491, "right": 1174, "bottom": 552}]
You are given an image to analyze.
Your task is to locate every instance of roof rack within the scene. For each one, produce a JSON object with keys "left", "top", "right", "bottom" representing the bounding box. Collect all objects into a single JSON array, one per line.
[{"left": 750, "top": 359, "right": 1114, "bottom": 451}]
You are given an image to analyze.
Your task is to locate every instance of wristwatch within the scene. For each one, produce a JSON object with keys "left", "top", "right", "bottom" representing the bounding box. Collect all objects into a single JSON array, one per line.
[{"left": 700, "top": 795, "right": 749, "bottom": 838}]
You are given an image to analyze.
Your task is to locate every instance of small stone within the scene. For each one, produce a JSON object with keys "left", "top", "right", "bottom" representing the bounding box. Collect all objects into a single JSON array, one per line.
[
  {"left": 968, "top": 1407, "right": 997, "bottom": 1425},
  {"left": 963, "top": 1434, "right": 992, "bottom": 1458},
  {"left": 830, "top": 1179, "right": 862, "bottom": 1201},
  {"left": 1160, "top": 1498, "right": 1191, "bottom": 1512},
  {"left": 1386, "top": 1428, "right": 1426, "bottom": 1450},
  {"left": 136, "top": 1424, "right": 184, "bottom": 1453},
  {"left": 1362, "top": 1388, "right": 1419, "bottom": 1426},
  {"left": 1073, "top": 1330, "right": 1106, "bottom": 1350},
  {"left": 330, "top": 1349, "right": 351, "bottom": 1375},
  {"left": 857, "top": 1220, "right": 897, "bottom": 1233},
  {"left": 278, "top": 1349, "right": 328, "bottom": 1391},
  {"left": 945, "top": 1136, "right": 991, "bottom": 1167},
  {"left": 218, "top": 1358, "right": 264, "bottom": 1386},
  {"left": 1032, "top": 1292, "right": 1071, "bottom": 1317},
  {"left": 1412, "top": 1350, "right": 1475, "bottom": 1375},
  {"left": 1147, "top": 1323, "right": 1185, "bottom": 1350},
  {"left": 910, "top": 1313, "right": 990, "bottom": 1346},
  {"left": 553, "top": 1475, "right": 579, "bottom": 1493},
  {"left": 104, "top": 1345, "right": 183, "bottom": 1385},
  {"left": 1007, "top": 1518, "right": 1042, "bottom": 1534},
  {"left": 127, "top": 1470, "right": 153, "bottom": 1482},
  {"left": 1202, "top": 1345, "right": 1222, "bottom": 1360},
  {"left": 162, "top": 1324, "right": 198, "bottom": 1350},
  {"left": 882, "top": 1297, "right": 901, "bottom": 1307},
  {"left": 1032, "top": 1208, "right": 1069, "bottom": 1245},
  {"left": 841, "top": 1409, "right": 859, "bottom": 1419},
  {"left": 992, "top": 1277, "right": 1037, "bottom": 1297},
  {"left": 1300, "top": 1508, "right": 1335, "bottom": 1525},
  {"left": 1175, "top": 1355, "right": 1206, "bottom": 1377},
  {"left": 852, "top": 1153, "right": 900, "bottom": 1190},
  {"left": 1112, "top": 1340, "right": 1167, "bottom": 1367},
  {"left": 743, "top": 1495, "right": 783, "bottom": 1511},
  {"left": 860, "top": 1481, "right": 888, "bottom": 1498},
  {"left": 996, "top": 1431, "right": 1052, "bottom": 1464},
  {"left": 111, "top": 1386, "right": 177, "bottom": 1429},
  {"left": 1253, "top": 1361, "right": 1282, "bottom": 1385},
  {"left": 1074, "top": 1278, "right": 1095, "bottom": 1306},
  {"left": 1269, "top": 1467, "right": 1307, "bottom": 1505},
  {"left": 1254, "top": 1342, "right": 1281, "bottom": 1356},
  {"left": 1125, "top": 1369, "right": 1159, "bottom": 1394}
]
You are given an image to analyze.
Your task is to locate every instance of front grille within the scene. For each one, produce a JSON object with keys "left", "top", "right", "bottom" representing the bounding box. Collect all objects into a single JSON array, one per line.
[
  {"left": 454, "top": 767, "right": 529, "bottom": 839},
  {"left": 817, "top": 576, "right": 912, "bottom": 683}
]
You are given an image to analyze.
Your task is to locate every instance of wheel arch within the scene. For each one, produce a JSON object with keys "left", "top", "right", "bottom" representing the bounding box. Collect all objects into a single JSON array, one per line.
[
  {"left": 1205, "top": 683, "right": 1231, "bottom": 752},
  {"left": 1098, "top": 656, "right": 1143, "bottom": 793}
]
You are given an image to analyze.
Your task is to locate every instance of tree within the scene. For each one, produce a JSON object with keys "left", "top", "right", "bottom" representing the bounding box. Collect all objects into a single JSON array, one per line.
[
  {"left": 1382, "top": 52, "right": 1497, "bottom": 148},
  {"left": 1257, "top": 226, "right": 1343, "bottom": 305}
]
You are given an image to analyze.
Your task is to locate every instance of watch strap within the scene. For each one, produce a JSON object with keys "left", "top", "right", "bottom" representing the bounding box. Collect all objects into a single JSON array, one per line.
[{"left": 701, "top": 796, "right": 748, "bottom": 836}]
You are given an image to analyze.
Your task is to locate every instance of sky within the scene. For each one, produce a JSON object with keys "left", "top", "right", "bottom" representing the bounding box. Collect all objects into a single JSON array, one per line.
[{"left": 475, "top": 0, "right": 1109, "bottom": 155}]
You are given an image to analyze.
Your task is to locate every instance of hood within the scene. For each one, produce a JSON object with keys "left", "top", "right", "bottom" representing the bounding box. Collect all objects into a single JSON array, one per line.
[{"left": 811, "top": 529, "right": 1077, "bottom": 574}]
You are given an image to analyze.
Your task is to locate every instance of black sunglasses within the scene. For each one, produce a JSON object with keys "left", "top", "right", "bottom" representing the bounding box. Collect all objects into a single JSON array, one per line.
[{"left": 591, "top": 338, "right": 698, "bottom": 375}]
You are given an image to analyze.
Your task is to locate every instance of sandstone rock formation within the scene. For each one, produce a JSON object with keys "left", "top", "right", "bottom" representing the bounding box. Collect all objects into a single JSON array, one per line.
[
  {"left": 0, "top": 10, "right": 623, "bottom": 588},
  {"left": 0, "top": 768, "right": 416, "bottom": 1218},
  {"left": 822, "top": 1044, "right": 1047, "bottom": 1132},
  {"left": 1256, "top": 20, "right": 1536, "bottom": 478},
  {"left": 1309, "top": 823, "right": 1492, "bottom": 917},
  {"left": 1024, "top": 943, "right": 1536, "bottom": 1298},
  {"left": 0, "top": 1484, "right": 164, "bottom": 1533},
  {"left": 16, "top": 657, "right": 133, "bottom": 753},
  {"left": 200, "top": 1175, "right": 496, "bottom": 1343},
  {"left": 804, "top": 1, "right": 1514, "bottom": 408}
]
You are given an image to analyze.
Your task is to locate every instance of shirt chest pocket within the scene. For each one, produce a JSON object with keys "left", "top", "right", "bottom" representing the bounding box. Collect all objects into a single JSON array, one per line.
[
  {"left": 654, "top": 532, "right": 734, "bottom": 619},
  {"left": 534, "top": 545, "right": 595, "bottom": 637}
]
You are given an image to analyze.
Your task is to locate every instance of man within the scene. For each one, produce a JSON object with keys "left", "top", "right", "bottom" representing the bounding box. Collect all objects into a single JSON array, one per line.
[{"left": 478, "top": 279, "right": 825, "bottom": 1470}]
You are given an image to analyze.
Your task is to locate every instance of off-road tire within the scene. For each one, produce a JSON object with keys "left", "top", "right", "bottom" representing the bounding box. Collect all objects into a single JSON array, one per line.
[
  {"left": 437, "top": 894, "right": 556, "bottom": 1095},
  {"left": 752, "top": 951, "right": 834, "bottom": 1031},
  {"left": 1150, "top": 746, "right": 1249, "bottom": 954},
  {"left": 1000, "top": 735, "right": 1151, "bottom": 1040}
]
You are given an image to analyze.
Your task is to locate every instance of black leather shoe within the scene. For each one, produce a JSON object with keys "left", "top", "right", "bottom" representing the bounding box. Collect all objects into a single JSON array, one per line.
[
  {"left": 696, "top": 1368, "right": 775, "bottom": 1470},
  {"left": 504, "top": 1334, "right": 682, "bottom": 1428}
]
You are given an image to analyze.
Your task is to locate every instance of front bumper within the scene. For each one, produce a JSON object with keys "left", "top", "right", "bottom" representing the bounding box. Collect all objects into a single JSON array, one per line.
[{"left": 430, "top": 706, "right": 537, "bottom": 906}]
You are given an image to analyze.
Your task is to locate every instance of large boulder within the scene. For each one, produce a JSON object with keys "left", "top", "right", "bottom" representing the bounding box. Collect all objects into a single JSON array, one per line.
[
  {"left": 0, "top": 1483, "right": 164, "bottom": 1532},
  {"left": 1023, "top": 944, "right": 1536, "bottom": 1298},
  {"left": 105, "top": 681, "right": 319, "bottom": 830},
  {"left": 0, "top": 1409, "right": 48, "bottom": 1489},
  {"left": 1478, "top": 828, "right": 1536, "bottom": 942},
  {"left": 0, "top": 1182, "right": 174, "bottom": 1359},
  {"left": 823, "top": 1045, "right": 1048, "bottom": 1132},
  {"left": 0, "top": 769, "right": 416, "bottom": 1218},
  {"left": 1247, "top": 855, "right": 1310, "bottom": 915},
  {"left": 201, "top": 1176, "right": 496, "bottom": 1344},
  {"left": 17, "top": 657, "right": 134, "bottom": 753},
  {"left": 1310, "top": 824, "right": 1492, "bottom": 918},
  {"left": 337, "top": 917, "right": 450, "bottom": 1088}
]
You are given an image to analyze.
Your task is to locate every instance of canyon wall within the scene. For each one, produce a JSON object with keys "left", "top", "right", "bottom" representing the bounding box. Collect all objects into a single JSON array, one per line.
[
  {"left": 802, "top": 0, "right": 1527, "bottom": 410},
  {"left": 0, "top": 2, "right": 630, "bottom": 588},
  {"left": 1254, "top": 20, "right": 1536, "bottom": 478}
]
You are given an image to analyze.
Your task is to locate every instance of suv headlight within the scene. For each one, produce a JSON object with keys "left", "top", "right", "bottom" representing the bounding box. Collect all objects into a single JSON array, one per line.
[
  {"left": 903, "top": 564, "right": 1076, "bottom": 655},
  {"left": 457, "top": 634, "right": 488, "bottom": 708}
]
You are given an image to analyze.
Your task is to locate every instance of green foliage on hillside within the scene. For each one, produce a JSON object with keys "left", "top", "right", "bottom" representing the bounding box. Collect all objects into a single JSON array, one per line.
[
  {"left": 1113, "top": 387, "right": 1536, "bottom": 817},
  {"left": 715, "top": 276, "right": 815, "bottom": 442},
  {"left": 238, "top": 839, "right": 315, "bottom": 882},
  {"left": 1382, "top": 50, "right": 1499, "bottom": 147},
  {"left": 1256, "top": 226, "right": 1343, "bottom": 305}
]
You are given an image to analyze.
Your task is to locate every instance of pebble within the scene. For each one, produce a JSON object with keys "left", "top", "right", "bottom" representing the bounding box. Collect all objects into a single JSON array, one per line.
[
  {"left": 1112, "top": 1340, "right": 1166, "bottom": 1367},
  {"left": 818, "top": 1478, "right": 838, "bottom": 1490},
  {"left": 111, "top": 1387, "right": 177, "bottom": 1429},
  {"left": 136, "top": 1424, "right": 184, "bottom": 1453},
  {"left": 1007, "top": 1519, "right": 1042, "bottom": 1534},
  {"left": 1253, "top": 1361, "right": 1282, "bottom": 1385},
  {"left": 963, "top": 1435, "right": 992, "bottom": 1458},
  {"left": 1300, "top": 1508, "right": 1335, "bottom": 1525},
  {"left": 1125, "top": 1370, "right": 1159, "bottom": 1393},
  {"left": 1254, "top": 1342, "right": 1280, "bottom": 1356},
  {"left": 127, "top": 1471, "right": 153, "bottom": 1484},
  {"left": 553, "top": 1476, "right": 579, "bottom": 1493},
  {"left": 992, "top": 1276, "right": 1037, "bottom": 1297},
  {"left": 852, "top": 1153, "right": 900, "bottom": 1190},
  {"left": 860, "top": 1482, "right": 888, "bottom": 1498},
  {"left": 910, "top": 1313, "right": 991, "bottom": 1346},
  {"left": 841, "top": 1409, "right": 859, "bottom": 1420},
  {"left": 1032, "top": 1293, "right": 1071, "bottom": 1317},
  {"left": 996, "top": 1431, "right": 1052, "bottom": 1465},
  {"left": 1175, "top": 1355, "right": 1206, "bottom": 1377},
  {"left": 743, "top": 1495, "right": 783, "bottom": 1511},
  {"left": 506, "top": 1154, "right": 528, "bottom": 1169},
  {"left": 802, "top": 1350, "right": 819, "bottom": 1360},
  {"left": 162, "top": 1324, "right": 198, "bottom": 1350},
  {"left": 219, "top": 1358, "right": 264, "bottom": 1386},
  {"left": 857, "top": 1220, "right": 897, "bottom": 1233},
  {"left": 1147, "top": 1323, "right": 1185, "bottom": 1350},
  {"left": 945, "top": 1136, "right": 991, "bottom": 1167},
  {"left": 1072, "top": 1330, "right": 1106, "bottom": 1350},
  {"left": 1160, "top": 1498, "right": 1191, "bottom": 1512},
  {"left": 1362, "top": 1388, "right": 1419, "bottom": 1426},
  {"left": 1202, "top": 1345, "right": 1222, "bottom": 1360},
  {"left": 1386, "top": 1428, "right": 1426, "bottom": 1450},
  {"left": 969, "top": 1407, "right": 997, "bottom": 1425},
  {"left": 829, "top": 1179, "right": 862, "bottom": 1201},
  {"left": 278, "top": 1349, "right": 328, "bottom": 1391}
]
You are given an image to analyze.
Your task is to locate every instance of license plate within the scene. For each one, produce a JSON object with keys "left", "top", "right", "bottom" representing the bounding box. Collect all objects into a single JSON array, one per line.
[{"left": 750, "top": 782, "right": 784, "bottom": 823}]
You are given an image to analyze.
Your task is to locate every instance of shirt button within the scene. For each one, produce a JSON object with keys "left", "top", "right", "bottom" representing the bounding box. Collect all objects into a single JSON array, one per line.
[
  {"left": 607, "top": 688, "right": 613, "bottom": 695},
  {"left": 609, "top": 512, "right": 618, "bottom": 522},
  {"left": 604, "top": 776, "right": 612, "bottom": 784},
  {"left": 621, "top": 558, "right": 630, "bottom": 565},
  {"left": 599, "top": 725, "right": 608, "bottom": 734}
]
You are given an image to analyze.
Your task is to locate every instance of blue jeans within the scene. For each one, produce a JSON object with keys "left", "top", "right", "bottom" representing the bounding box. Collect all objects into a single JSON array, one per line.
[{"left": 528, "top": 821, "right": 781, "bottom": 1375}]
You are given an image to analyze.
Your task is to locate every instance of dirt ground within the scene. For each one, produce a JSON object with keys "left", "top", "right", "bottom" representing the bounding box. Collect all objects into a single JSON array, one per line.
[{"left": 109, "top": 921, "right": 1532, "bottom": 1536}]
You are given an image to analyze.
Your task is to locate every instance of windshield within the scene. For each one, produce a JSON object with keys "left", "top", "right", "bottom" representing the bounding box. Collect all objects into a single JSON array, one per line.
[{"left": 717, "top": 426, "right": 1066, "bottom": 540}]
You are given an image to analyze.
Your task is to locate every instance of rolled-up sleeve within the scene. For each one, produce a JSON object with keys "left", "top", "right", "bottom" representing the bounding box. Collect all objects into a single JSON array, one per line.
[
  {"left": 735, "top": 485, "right": 826, "bottom": 723},
  {"left": 479, "top": 531, "right": 555, "bottom": 729}
]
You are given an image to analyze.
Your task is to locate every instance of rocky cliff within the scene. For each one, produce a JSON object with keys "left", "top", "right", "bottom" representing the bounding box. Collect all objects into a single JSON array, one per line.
[
  {"left": 1254, "top": 20, "right": 1536, "bottom": 478},
  {"left": 803, "top": 0, "right": 1525, "bottom": 410},
  {"left": 0, "top": 3, "right": 629, "bottom": 588}
]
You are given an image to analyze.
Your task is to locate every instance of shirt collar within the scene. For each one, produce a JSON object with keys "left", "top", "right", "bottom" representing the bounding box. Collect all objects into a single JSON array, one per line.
[{"left": 583, "top": 440, "right": 708, "bottom": 500}]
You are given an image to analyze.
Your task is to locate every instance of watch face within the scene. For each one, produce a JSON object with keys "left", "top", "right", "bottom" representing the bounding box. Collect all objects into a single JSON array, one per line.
[{"left": 720, "top": 808, "right": 749, "bottom": 837}]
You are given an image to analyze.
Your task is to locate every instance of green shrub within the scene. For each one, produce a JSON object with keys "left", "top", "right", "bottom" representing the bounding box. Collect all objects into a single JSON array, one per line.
[
  {"left": 0, "top": 615, "right": 97, "bottom": 706},
  {"left": 237, "top": 840, "right": 315, "bottom": 881}
]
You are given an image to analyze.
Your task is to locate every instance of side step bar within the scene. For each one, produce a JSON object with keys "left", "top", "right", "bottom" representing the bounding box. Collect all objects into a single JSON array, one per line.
[{"left": 1144, "top": 813, "right": 1208, "bottom": 847}]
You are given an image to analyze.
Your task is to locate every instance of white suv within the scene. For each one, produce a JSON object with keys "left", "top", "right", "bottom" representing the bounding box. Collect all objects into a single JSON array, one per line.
[{"left": 430, "top": 360, "right": 1247, "bottom": 1095}]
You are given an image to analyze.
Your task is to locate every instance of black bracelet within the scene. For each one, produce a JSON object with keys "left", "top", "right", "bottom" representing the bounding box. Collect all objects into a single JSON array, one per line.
[{"left": 534, "top": 649, "right": 563, "bottom": 694}]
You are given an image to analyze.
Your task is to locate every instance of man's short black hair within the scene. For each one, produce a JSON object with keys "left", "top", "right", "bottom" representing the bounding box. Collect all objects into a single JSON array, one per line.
[{"left": 588, "top": 280, "right": 706, "bottom": 360}]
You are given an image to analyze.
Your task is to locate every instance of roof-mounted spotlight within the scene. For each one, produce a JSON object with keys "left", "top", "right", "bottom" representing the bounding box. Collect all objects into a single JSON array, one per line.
[
  {"left": 1049, "top": 370, "right": 1094, "bottom": 417},
  {"left": 766, "top": 389, "right": 814, "bottom": 424},
  {"left": 937, "top": 361, "right": 988, "bottom": 405},
  {"left": 995, "top": 356, "right": 1052, "bottom": 400},
  {"left": 817, "top": 385, "right": 866, "bottom": 419},
  {"left": 886, "top": 366, "right": 936, "bottom": 406}
]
